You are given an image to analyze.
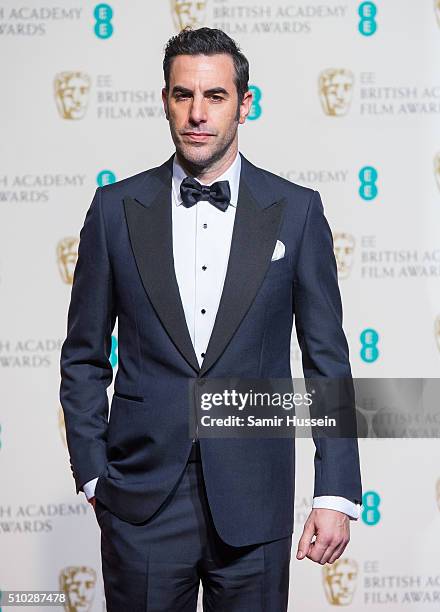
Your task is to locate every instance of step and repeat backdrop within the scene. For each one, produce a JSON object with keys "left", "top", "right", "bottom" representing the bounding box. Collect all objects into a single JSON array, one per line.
[{"left": 1, "top": 0, "right": 440, "bottom": 610}]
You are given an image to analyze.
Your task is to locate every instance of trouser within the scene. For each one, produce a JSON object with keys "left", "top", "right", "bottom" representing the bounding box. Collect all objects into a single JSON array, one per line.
[{"left": 95, "top": 442, "right": 292, "bottom": 611}]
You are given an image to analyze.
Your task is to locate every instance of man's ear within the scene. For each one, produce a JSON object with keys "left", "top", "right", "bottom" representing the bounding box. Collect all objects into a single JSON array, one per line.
[
  {"left": 161, "top": 87, "right": 169, "bottom": 120},
  {"left": 239, "top": 89, "right": 254, "bottom": 124}
]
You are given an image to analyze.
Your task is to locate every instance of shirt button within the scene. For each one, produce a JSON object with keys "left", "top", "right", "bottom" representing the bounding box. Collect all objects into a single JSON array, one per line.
[
  {"left": 202, "top": 265, "right": 207, "bottom": 271},
  {"left": 203, "top": 223, "right": 207, "bottom": 229},
  {"left": 201, "top": 309, "right": 206, "bottom": 314},
  {"left": 201, "top": 352, "right": 205, "bottom": 358}
]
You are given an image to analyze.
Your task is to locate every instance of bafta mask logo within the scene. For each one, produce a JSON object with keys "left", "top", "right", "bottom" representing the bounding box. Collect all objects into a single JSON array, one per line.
[
  {"left": 170, "top": 0, "right": 207, "bottom": 31},
  {"left": 319, "top": 69, "right": 354, "bottom": 117},
  {"left": 333, "top": 232, "right": 355, "bottom": 279},
  {"left": 58, "top": 405, "right": 67, "bottom": 447},
  {"left": 434, "top": 152, "right": 440, "bottom": 192},
  {"left": 59, "top": 566, "right": 96, "bottom": 612},
  {"left": 57, "top": 237, "right": 79, "bottom": 285},
  {"left": 54, "top": 72, "right": 91, "bottom": 120},
  {"left": 323, "top": 558, "right": 358, "bottom": 606},
  {"left": 435, "top": 0, "right": 440, "bottom": 27},
  {"left": 435, "top": 315, "right": 440, "bottom": 352}
]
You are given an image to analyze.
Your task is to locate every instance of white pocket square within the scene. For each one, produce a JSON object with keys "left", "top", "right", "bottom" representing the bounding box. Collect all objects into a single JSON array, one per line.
[{"left": 271, "top": 240, "right": 285, "bottom": 262}]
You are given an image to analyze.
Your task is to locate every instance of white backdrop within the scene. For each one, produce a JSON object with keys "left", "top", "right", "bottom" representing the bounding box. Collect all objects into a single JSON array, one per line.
[{"left": 1, "top": 1, "right": 440, "bottom": 610}]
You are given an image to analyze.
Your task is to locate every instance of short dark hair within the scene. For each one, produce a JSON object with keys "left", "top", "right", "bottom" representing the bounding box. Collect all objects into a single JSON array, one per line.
[{"left": 163, "top": 27, "right": 249, "bottom": 103}]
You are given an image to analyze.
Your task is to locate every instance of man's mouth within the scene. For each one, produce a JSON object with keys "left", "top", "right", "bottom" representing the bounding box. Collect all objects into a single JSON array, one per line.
[{"left": 183, "top": 132, "right": 214, "bottom": 141}]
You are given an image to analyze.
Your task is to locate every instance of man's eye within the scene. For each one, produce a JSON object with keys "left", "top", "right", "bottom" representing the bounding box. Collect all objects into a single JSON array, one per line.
[{"left": 210, "top": 95, "right": 223, "bottom": 101}]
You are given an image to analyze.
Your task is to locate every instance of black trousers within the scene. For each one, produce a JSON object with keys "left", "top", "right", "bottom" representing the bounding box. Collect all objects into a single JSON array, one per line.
[{"left": 95, "top": 443, "right": 292, "bottom": 611}]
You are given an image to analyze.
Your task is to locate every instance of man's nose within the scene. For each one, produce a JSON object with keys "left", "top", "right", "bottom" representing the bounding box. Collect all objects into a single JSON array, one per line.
[{"left": 189, "top": 96, "right": 208, "bottom": 124}]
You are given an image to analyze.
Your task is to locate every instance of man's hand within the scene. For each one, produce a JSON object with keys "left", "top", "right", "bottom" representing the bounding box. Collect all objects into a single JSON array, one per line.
[
  {"left": 296, "top": 508, "right": 350, "bottom": 565},
  {"left": 88, "top": 496, "right": 96, "bottom": 510}
]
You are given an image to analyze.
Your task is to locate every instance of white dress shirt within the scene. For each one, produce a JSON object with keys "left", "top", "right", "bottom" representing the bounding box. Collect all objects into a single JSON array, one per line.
[{"left": 83, "top": 151, "right": 361, "bottom": 520}]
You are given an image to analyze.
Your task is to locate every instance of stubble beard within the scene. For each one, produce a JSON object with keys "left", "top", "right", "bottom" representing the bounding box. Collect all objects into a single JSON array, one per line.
[{"left": 170, "top": 120, "right": 239, "bottom": 175}]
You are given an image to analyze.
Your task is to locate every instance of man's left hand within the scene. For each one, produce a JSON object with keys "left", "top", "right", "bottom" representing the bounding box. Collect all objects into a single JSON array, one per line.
[{"left": 296, "top": 508, "right": 350, "bottom": 565}]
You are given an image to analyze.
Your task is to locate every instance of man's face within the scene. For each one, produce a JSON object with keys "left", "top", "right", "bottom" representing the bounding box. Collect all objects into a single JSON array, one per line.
[{"left": 162, "top": 53, "right": 252, "bottom": 169}]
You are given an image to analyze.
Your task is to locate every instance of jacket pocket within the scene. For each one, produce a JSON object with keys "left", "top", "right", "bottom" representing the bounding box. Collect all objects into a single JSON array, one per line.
[{"left": 113, "top": 391, "right": 145, "bottom": 403}]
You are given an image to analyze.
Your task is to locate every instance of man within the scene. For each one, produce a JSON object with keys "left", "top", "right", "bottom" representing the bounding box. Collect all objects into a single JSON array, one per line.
[{"left": 60, "top": 27, "right": 362, "bottom": 611}]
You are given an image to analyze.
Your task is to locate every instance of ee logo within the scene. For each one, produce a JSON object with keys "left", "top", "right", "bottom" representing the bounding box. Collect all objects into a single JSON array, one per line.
[
  {"left": 359, "top": 166, "right": 378, "bottom": 200},
  {"left": 360, "top": 328, "right": 379, "bottom": 363},
  {"left": 358, "top": 2, "right": 377, "bottom": 36},
  {"left": 362, "top": 490, "right": 381, "bottom": 525},
  {"left": 94, "top": 4, "right": 113, "bottom": 39},
  {"left": 110, "top": 335, "right": 118, "bottom": 368},
  {"left": 97, "top": 170, "right": 116, "bottom": 186},
  {"left": 248, "top": 85, "right": 262, "bottom": 120}
]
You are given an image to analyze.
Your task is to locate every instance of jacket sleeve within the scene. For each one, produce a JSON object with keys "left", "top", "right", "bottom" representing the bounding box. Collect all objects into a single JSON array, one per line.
[
  {"left": 293, "top": 189, "right": 362, "bottom": 505},
  {"left": 59, "top": 187, "right": 116, "bottom": 494}
]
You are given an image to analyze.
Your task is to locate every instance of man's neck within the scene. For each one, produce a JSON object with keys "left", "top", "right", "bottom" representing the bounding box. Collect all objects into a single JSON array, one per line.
[{"left": 175, "top": 146, "right": 238, "bottom": 184}]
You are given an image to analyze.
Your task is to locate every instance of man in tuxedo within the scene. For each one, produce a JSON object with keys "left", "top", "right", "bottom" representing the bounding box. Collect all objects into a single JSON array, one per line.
[{"left": 60, "top": 26, "right": 362, "bottom": 611}]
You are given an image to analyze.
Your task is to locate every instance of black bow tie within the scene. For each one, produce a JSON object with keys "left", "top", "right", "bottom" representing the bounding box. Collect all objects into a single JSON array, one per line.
[{"left": 180, "top": 176, "right": 231, "bottom": 212}]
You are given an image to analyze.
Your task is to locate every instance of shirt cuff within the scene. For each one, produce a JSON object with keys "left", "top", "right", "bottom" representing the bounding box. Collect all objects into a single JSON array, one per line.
[
  {"left": 82, "top": 478, "right": 99, "bottom": 500},
  {"left": 313, "top": 496, "right": 361, "bottom": 520}
]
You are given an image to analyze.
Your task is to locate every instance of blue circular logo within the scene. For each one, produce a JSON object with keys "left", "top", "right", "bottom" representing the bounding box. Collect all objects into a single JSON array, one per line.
[
  {"left": 97, "top": 170, "right": 116, "bottom": 186},
  {"left": 359, "top": 166, "right": 378, "bottom": 200},
  {"left": 358, "top": 2, "right": 377, "bottom": 36},
  {"left": 110, "top": 335, "right": 118, "bottom": 368},
  {"left": 248, "top": 85, "right": 262, "bottom": 120},
  {"left": 94, "top": 4, "right": 114, "bottom": 39},
  {"left": 362, "top": 490, "right": 381, "bottom": 525},
  {"left": 360, "top": 328, "right": 379, "bottom": 362}
]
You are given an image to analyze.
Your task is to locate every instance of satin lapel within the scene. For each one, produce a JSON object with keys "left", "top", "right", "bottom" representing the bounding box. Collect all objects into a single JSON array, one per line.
[
  {"left": 199, "top": 177, "right": 286, "bottom": 377},
  {"left": 123, "top": 162, "right": 200, "bottom": 374}
]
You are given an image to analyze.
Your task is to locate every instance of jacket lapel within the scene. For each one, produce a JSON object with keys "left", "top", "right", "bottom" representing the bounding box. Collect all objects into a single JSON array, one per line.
[
  {"left": 123, "top": 153, "right": 286, "bottom": 377},
  {"left": 123, "top": 157, "right": 200, "bottom": 373}
]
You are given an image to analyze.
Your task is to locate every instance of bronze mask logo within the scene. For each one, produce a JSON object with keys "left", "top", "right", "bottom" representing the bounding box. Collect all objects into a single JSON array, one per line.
[
  {"left": 435, "top": 315, "right": 440, "bottom": 352},
  {"left": 333, "top": 232, "right": 355, "bottom": 279},
  {"left": 323, "top": 557, "right": 358, "bottom": 605},
  {"left": 54, "top": 72, "right": 91, "bottom": 120},
  {"left": 170, "top": 0, "right": 207, "bottom": 30},
  {"left": 435, "top": 0, "right": 440, "bottom": 28},
  {"left": 319, "top": 69, "right": 354, "bottom": 116},
  {"left": 434, "top": 152, "right": 440, "bottom": 192},
  {"left": 57, "top": 237, "right": 79, "bottom": 284},
  {"left": 58, "top": 405, "right": 67, "bottom": 448},
  {"left": 59, "top": 566, "right": 96, "bottom": 612}
]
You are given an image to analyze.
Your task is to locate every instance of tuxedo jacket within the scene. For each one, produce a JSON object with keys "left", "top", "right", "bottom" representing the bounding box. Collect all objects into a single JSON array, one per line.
[{"left": 59, "top": 152, "right": 362, "bottom": 547}]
